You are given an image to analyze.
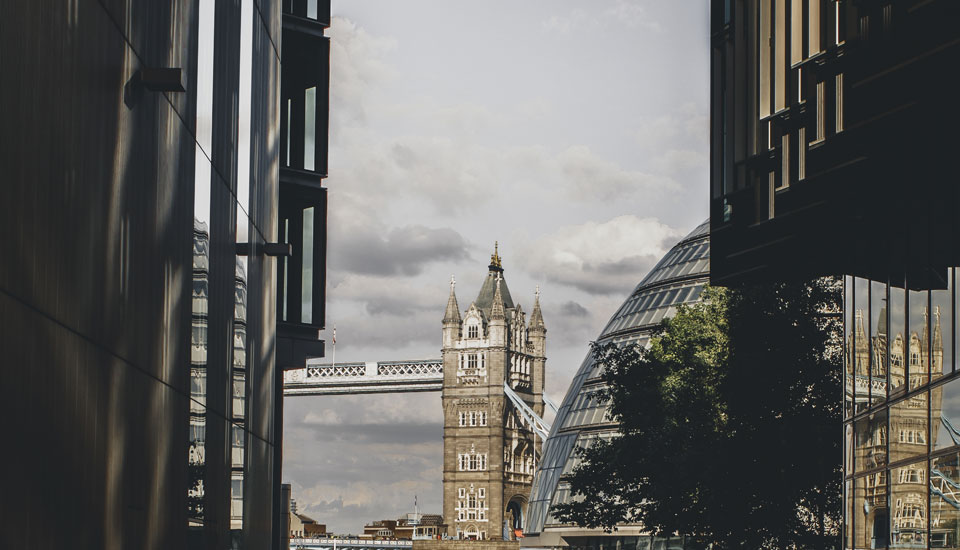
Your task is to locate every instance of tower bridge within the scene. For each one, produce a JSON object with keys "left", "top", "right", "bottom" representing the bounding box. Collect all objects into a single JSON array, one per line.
[{"left": 282, "top": 246, "right": 554, "bottom": 541}]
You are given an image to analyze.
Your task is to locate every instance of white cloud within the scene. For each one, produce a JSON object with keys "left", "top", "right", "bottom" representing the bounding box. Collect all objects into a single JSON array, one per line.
[
  {"left": 558, "top": 145, "right": 678, "bottom": 201},
  {"left": 517, "top": 215, "right": 683, "bottom": 295},
  {"left": 329, "top": 17, "right": 398, "bottom": 129}
]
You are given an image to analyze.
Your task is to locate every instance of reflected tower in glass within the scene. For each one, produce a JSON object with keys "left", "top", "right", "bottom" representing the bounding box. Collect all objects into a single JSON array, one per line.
[
  {"left": 843, "top": 272, "right": 958, "bottom": 549},
  {"left": 522, "top": 220, "right": 710, "bottom": 550}
]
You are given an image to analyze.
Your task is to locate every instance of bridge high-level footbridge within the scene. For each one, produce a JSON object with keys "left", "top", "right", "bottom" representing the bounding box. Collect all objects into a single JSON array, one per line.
[{"left": 283, "top": 360, "right": 444, "bottom": 396}]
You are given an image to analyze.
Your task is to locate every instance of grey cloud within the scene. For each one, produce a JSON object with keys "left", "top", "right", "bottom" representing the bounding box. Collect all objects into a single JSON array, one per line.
[
  {"left": 560, "top": 301, "right": 589, "bottom": 317},
  {"left": 334, "top": 224, "right": 470, "bottom": 277},
  {"left": 304, "top": 422, "right": 442, "bottom": 445}
]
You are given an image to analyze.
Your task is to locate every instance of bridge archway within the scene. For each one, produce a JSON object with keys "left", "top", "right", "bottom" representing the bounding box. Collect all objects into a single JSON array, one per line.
[{"left": 505, "top": 496, "right": 526, "bottom": 539}]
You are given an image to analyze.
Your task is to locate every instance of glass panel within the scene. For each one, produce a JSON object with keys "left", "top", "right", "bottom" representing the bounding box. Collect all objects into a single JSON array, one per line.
[
  {"left": 846, "top": 276, "right": 856, "bottom": 418},
  {"left": 775, "top": 0, "right": 787, "bottom": 112},
  {"left": 307, "top": 0, "right": 317, "bottom": 20},
  {"left": 760, "top": 0, "right": 772, "bottom": 118},
  {"left": 890, "top": 460, "right": 927, "bottom": 549},
  {"left": 809, "top": 0, "right": 821, "bottom": 56},
  {"left": 286, "top": 99, "right": 292, "bottom": 167},
  {"left": 909, "top": 289, "right": 930, "bottom": 389},
  {"left": 846, "top": 422, "right": 855, "bottom": 476},
  {"left": 846, "top": 479, "right": 854, "bottom": 549},
  {"left": 304, "top": 87, "right": 316, "bottom": 171},
  {"left": 855, "top": 278, "right": 869, "bottom": 403},
  {"left": 848, "top": 470, "right": 889, "bottom": 549},
  {"left": 931, "top": 452, "right": 960, "bottom": 549},
  {"left": 932, "top": 271, "right": 954, "bottom": 379},
  {"left": 934, "top": 378, "right": 960, "bottom": 452},
  {"left": 856, "top": 409, "right": 888, "bottom": 473},
  {"left": 891, "top": 287, "right": 907, "bottom": 398},
  {"left": 872, "top": 281, "right": 888, "bottom": 405},
  {"left": 890, "top": 395, "right": 928, "bottom": 464},
  {"left": 791, "top": 0, "right": 802, "bottom": 65},
  {"left": 188, "top": 0, "right": 216, "bottom": 527},
  {"left": 863, "top": 470, "right": 890, "bottom": 549},
  {"left": 301, "top": 206, "right": 314, "bottom": 324}
]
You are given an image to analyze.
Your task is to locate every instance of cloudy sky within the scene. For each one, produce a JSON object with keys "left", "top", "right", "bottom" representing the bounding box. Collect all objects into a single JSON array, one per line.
[{"left": 282, "top": 0, "right": 710, "bottom": 533}]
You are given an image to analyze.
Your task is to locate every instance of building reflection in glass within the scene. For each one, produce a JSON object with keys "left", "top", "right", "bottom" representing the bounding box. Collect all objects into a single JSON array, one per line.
[{"left": 844, "top": 270, "right": 957, "bottom": 549}]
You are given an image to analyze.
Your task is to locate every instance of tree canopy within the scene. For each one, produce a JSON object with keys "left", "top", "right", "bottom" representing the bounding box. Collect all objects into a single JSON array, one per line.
[{"left": 552, "top": 281, "right": 842, "bottom": 549}]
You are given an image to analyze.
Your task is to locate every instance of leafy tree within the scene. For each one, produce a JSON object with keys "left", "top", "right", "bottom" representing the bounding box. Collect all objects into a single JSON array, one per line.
[{"left": 552, "top": 281, "right": 842, "bottom": 549}]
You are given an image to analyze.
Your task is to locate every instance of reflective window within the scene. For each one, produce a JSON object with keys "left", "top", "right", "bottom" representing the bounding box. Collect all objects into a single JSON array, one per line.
[
  {"left": 845, "top": 479, "right": 854, "bottom": 549},
  {"left": 855, "top": 409, "right": 888, "bottom": 473},
  {"left": 845, "top": 276, "right": 856, "bottom": 418},
  {"left": 857, "top": 470, "right": 889, "bottom": 549},
  {"left": 933, "top": 378, "right": 960, "bottom": 452},
  {"left": 890, "top": 287, "right": 907, "bottom": 397},
  {"left": 890, "top": 396, "right": 928, "bottom": 464},
  {"left": 909, "top": 289, "right": 930, "bottom": 389},
  {"left": 890, "top": 460, "right": 927, "bottom": 548},
  {"left": 872, "top": 280, "right": 888, "bottom": 404},
  {"left": 931, "top": 452, "right": 960, "bottom": 548},
  {"left": 932, "top": 271, "right": 954, "bottom": 379}
]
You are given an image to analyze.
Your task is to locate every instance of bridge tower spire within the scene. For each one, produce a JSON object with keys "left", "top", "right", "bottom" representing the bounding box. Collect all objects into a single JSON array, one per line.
[
  {"left": 443, "top": 275, "right": 461, "bottom": 348},
  {"left": 441, "top": 248, "right": 545, "bottom": 541}
]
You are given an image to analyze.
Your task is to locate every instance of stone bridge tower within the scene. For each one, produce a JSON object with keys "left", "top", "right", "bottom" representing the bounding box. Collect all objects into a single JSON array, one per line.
[{"left": 441, "top": 245, "right": 546, "bottom": 541}]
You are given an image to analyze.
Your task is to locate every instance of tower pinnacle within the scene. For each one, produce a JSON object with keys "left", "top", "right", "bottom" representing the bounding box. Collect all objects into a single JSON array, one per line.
[
  {"left": 489, "top": 242, "right": 503, "bottom": 272},
  {"left": 443, "top": 274, "right": 461, "bottom": 324},
  {"left": 530, "top": 285, "right": 545, "bottom": 329},
  {"left": 491, "top": 274, "right": 506, "bottom": 320}
]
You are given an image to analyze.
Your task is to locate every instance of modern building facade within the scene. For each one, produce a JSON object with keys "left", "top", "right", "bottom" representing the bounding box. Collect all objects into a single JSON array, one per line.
[
  {"left": 710, "top": 2, "right": 960, "bottom": 548},
  {"left": 1, "top": 0, "right": 329, "bottom": 548},
  {"left": 522, "top": 221, "right": 711, "bottom": 550},
  {"left": 442, "top": 248, "right": 546, "bottom": 540},
  {"left": 844, "top": 272, "right": 960, "bottom": 548},
  {"left": 709, "top": 0, "right": 960, "bottom": 286}
]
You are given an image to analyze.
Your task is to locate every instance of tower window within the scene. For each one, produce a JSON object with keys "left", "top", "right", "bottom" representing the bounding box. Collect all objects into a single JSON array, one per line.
[{"left": 468, "top": 324, "right": 479, "bottom": 339}]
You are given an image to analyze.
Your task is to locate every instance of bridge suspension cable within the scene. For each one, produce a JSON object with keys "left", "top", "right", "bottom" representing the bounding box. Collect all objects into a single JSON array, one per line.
[{"left": 502, "top": 382, "right": 552, "bottom": 441}]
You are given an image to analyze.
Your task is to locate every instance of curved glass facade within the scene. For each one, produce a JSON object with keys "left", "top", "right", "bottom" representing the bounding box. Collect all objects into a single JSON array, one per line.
[{"left": 524, "top": 220, "right": 710, "bottom": 544}]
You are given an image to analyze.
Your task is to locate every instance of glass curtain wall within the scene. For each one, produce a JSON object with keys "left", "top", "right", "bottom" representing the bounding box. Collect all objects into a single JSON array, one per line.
[{"left": 844, "top": 270, "right": 958, "bottom": 549}]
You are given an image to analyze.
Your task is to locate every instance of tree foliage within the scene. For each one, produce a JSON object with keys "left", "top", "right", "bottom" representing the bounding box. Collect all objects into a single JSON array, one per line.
[{"left": 552, "top": 281, "right": 842, "bottom": 549}]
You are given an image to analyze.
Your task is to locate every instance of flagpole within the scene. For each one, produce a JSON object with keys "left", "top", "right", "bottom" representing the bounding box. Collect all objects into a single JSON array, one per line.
[{"left": 331, "top": 325, "right": 336, "bottom": 368}]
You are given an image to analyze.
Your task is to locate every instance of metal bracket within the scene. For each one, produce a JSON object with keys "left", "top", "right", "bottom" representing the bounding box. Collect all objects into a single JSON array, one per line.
[
  {"left": 139, "top": 68, "right": 185, "bottom": 92},
  {"left": 236, "top": 242, "right": 293, "bottom": 257}
]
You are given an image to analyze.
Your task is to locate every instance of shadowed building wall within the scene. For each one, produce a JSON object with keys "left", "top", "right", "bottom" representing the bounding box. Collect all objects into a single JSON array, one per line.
[{"left": 0, "top": 0, "right": 329, "bottom": 549}]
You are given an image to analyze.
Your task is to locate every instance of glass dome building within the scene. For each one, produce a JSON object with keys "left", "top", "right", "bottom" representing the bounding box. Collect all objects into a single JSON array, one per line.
[{"left": 522, "top": 220, "right": 710, "bottom": 550}]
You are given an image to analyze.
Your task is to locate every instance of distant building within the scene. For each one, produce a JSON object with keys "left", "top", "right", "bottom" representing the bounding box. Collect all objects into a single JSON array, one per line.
[
  {"left": 290, "top": 512, "right": 326, "bottom": 539},
  {"left": 363, "top": 514, "right": 446, "bottom": 540},
  {"left": 442, "top": 246, "right": 546, "bottom": 540},
  {"left": 522, "top": 221, "right": 710, "bottom": 550}
]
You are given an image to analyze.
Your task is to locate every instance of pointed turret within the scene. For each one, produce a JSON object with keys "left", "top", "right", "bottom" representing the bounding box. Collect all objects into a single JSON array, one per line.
[
  {"left": 529, "top": 285, "right": 547, "bottom": 361},
  {"left": 529, "top": 285, "right": 545, "bottom": 330},
  {"left": 443, "top": 275, "right": 461, "bottom": 324},
  {"left": 933, "top": 305, "right": 944, "bottom": 374},
  {"left": 489, "top": 275, "right": 507, "bottom": 346},
  {"left": 934, "top": 305, "right": 944, "bottom": 352},
  {"left": 491, "top": 276, "right": 506, "bottom": 321},
  {"left": 442, "top": 275, "right": 461, "bottom": 348}
]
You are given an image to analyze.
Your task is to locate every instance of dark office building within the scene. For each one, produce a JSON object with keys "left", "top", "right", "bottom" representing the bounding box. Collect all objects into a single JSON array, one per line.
[
  {"left": 711, "top": 3, "right": 960, "bottom": 548},
  {"left": 709, "top": 0, "right": 960, "bottom": 287},
  {"left": 0, "top": 0, "right": 329, "bottom": 549}
]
